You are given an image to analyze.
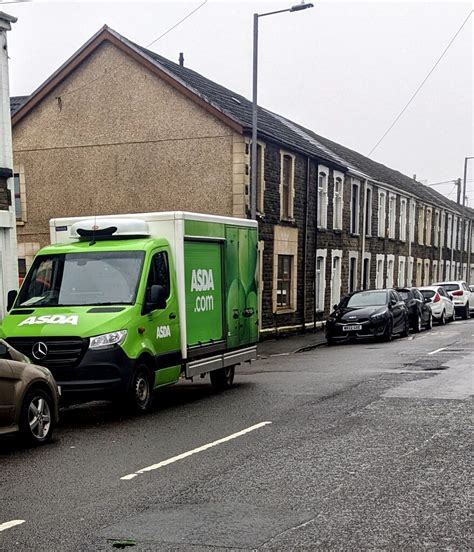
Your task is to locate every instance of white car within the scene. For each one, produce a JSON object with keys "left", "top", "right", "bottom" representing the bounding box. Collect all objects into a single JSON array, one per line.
[
  {"left": 419, "top": 286, "right": 456, "bottom": 325},
  {"left": 432, "top": 280, "right": 473, "bottom": 320}
]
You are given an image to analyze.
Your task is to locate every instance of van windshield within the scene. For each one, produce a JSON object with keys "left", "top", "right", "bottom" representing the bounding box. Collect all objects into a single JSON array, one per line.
[{"left": 17, "top": 251, "right": 145, "bottom": 307}]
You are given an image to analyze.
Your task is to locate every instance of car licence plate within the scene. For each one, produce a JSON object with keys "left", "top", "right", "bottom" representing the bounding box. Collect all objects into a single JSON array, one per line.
[{"left": 342, "top": 324, "right": 362, "bottom": 331}]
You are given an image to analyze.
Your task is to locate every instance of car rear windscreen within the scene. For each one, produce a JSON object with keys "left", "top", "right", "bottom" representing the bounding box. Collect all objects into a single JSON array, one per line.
[
  {"left": 421, "top": 290, "right": 435, "bottom": 299},
  {"left": 440, "top": 283, "right": 460, "bottom": 292}
]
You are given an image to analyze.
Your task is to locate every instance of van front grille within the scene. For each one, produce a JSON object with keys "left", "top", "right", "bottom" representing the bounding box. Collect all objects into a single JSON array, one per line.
[{"left": 6, "top": 337, "right": 88, "bottom": 369}]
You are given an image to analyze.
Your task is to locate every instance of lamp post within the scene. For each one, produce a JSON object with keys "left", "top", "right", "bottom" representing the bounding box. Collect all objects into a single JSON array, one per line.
[
  {"left": 250, "top": 2, "right": 314, "bottom": 220},
  {"left": 460, "top": 156, "right": 473, "bottom": 279}
]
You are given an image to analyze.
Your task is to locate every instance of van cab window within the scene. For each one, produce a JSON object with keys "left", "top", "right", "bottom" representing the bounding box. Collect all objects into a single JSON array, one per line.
[
  {"left": 17, "top": 252, "right": 145, "bottom": 307},
  {"left": 146, "top": 252, "right": 170, "bottom": 301}
]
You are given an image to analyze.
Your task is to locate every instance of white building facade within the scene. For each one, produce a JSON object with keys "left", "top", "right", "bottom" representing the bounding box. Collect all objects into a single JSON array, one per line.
[{"left": 0, "top": 12, "right": 18, "bottom": 319}]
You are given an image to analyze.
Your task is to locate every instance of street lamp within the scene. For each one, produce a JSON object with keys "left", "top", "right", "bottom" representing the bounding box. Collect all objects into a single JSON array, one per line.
[
  {"left": 460, "top": 156, "right": 473, "bottom": 279},
  {"left": 250, "top": 2, "right": 314, "bottom": 220}
]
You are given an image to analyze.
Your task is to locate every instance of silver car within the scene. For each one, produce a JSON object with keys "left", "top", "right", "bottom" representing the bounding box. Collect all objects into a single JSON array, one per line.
[{"left": 0, "top": 339, "right": 60, "bottom": 445}]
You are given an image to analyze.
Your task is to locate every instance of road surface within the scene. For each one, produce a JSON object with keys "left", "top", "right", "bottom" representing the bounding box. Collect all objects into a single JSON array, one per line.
[{"left": 1, "top": 319, "right": 472, "bottom": 550}]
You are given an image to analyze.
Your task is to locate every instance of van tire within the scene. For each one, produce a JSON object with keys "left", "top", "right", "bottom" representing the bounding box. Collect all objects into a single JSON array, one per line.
[
  {"left": 127, "top": 364, "right": 154, "bottom": 413},
  {"left": 210, "top": 366, "right": 235, "bottom": 390}
]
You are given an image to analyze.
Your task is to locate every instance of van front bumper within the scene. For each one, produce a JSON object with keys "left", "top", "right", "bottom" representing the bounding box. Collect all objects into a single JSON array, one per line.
[{"left": 52, "top": 346, "right": 135, "bottom": 402}]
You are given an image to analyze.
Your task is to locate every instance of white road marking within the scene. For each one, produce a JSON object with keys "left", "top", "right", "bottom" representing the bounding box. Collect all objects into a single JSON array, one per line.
[
  {"left": 120, "top": 421, "right": 272, "bottom": 481},
  {"left": 0, "top": 520, "right": 26, "bottom": 532},
  {"left": 428, "top": 347, "right": 447, "bottom": 355}
]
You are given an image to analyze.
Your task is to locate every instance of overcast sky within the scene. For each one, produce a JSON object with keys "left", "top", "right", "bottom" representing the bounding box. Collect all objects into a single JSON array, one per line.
[{"left": 3, "top": 0, "right": 473, "bottom": 204}]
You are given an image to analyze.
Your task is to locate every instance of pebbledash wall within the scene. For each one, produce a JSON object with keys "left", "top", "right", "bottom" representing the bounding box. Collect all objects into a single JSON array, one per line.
[{"left": 9, "top": 27, "right": 474, "bottom": 334}]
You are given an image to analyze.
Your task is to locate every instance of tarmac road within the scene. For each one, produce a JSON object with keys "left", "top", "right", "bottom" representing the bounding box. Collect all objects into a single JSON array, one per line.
[{"left": 0, "top": 318, "right": 472, "bottom": 550}]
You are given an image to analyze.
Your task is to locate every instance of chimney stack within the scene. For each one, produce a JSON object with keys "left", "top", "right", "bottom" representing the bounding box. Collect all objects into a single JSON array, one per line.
[{"left": 179, "top": 52, "right": 184, "bottom": 67}]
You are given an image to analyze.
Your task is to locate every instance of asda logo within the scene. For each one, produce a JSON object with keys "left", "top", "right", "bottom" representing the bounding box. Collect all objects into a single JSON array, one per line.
[
  {"left": 191, "top": 269, "right": 215, "bottom": 313},
  {"left": 191, "top": 269, "right": 214, "bottom": 292},
  {"left": 156, "top": 325, "right": 171, "bottom": 339},
  {"left": 18, "top": 315, "right": 79, "bottom": 326}
]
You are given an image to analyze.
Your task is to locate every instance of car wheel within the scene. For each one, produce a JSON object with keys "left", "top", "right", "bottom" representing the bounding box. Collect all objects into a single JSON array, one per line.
[
  {"left": 413, "top": 314, "right": 422, "bottom": 333},
  {"left": 451, "top": 309, "right": 456, "bottom": 322},
  {"left": 425, "top": 312, "right": 433, "bottom": 330},
  {"left": 439, "top": 310, "right": 446, "bottom": 325},
  {"left": 19, "top": 388, "right": 55, "bottom": 445},
  {"left": 210, "top": 365, "right": 235, "bottom": 390},
  {"left": 381, "top": 320, "right": 393, "bottom": 342},
  {"left": 326, "top": 335, "right": 337, "bottom": 346},
  {"left": 401, "top": 318, "right": 410, "bottom": 338},
  {"left": 462, "top": 304, "right": 469, "bottom": 320},
  {"left": 127, "top": 364, "right": 154, "bottom": 413}
]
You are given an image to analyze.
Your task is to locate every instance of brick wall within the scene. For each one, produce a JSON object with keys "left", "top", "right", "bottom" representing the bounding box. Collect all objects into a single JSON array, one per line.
[{"left": 255, "top": 139, "right": 474, "bottom": 334}]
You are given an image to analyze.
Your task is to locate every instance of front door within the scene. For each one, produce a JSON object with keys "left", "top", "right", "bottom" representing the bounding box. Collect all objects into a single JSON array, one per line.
[{"left": 142, "top": 249, "right": 181, "bottom": 387}]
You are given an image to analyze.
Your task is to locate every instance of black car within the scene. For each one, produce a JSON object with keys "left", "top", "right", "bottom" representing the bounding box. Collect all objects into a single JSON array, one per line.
[
  {"left": 395, "top": 287, "right": 433, "bottom": 333},
  {"left": 325, "top": 289, "right": 409, "bottom": 344}
]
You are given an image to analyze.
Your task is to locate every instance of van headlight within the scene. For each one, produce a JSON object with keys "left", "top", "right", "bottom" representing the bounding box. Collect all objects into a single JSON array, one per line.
[{"left": 89, "top": 330, "right": 128, "bottom": 350}]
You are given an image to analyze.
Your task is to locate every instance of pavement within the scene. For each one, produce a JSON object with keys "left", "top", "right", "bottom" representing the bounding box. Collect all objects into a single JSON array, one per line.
[{"left": 257, "top": 328, "right": 327, "bottom": 356}]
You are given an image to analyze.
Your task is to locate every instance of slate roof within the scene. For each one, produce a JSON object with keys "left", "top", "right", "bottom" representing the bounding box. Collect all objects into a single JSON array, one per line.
[
  {"left": 134, "top": 43, "right": 345, "bottom": 170},
  {"left": 8, "top": 27, "right": 472, "bottom": 218},
  {"left": 133, "top": 40, "right": 471, "bottom": 217},
  {"left": 10, "top": 96, "right": 28, "bottom": 116}
]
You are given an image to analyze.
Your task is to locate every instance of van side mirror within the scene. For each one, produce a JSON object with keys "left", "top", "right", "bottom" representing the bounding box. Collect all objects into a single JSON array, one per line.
[
  {"left": 7, "top": 290, "right": 17, "bottom": 311},
  {"left": 0, "top": 343, "right": 9, "bottom": 359},
  {"left": 149, "top": 285, "right": 167, "bottom": 311}
]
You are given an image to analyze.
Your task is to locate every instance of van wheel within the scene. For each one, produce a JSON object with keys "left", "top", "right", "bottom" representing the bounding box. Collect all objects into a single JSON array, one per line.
[
  {"left": 19, "top": 388, "right": 55, "bottom": 446},
  {"left": 128, "top": 364, "right": 154, "bottom": 413},
  {"left": 210, "top": 366, "right": 235, "bottom": 390}
]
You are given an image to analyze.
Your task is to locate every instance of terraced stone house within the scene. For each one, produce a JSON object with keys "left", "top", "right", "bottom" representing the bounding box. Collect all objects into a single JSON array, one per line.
[{"left": 10, "top": 26, "right": 474, "bottom": 334}]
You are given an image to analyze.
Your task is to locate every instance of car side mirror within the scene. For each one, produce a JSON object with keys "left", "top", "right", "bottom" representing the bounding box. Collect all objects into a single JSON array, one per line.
[
  {"left": 149, "top": 284, "right": 167, "bottom": 310},
  {"left": 424, "top": 297, "right": 431, "bottom": 304},
  {"left": 390, "top": 299, "right": 397, "bottom": 307},
  {"left": 333, "top": 304, "right": 338, "bottom": 311},
  {"left": 0, "top": 343, "right": 10, "bottom": 359},
  {"left": 7, "top": 290, "right": 17, "bottom": 311}
]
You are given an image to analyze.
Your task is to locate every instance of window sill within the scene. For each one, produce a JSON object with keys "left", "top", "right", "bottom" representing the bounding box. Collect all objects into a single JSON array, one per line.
[
  {"left": 333, "top": 229, "right": 342, "bottom": 235},
  {"left": 275, "top": 308, "right": 296, "bottom": 315},
  {"left": 16, "top": 220, "right": 25, "bottom": 226},
  {"left": 349, "top": 232, "right": 360, "bottom": 238},
  {"left": 317, "top": 227, "right": 327, "bottom": 233},
  {"left": 279, "top": 218, "right": 297, "bottom": 227}
]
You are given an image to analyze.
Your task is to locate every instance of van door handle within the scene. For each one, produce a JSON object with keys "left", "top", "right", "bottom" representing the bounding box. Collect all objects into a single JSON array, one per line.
[{"left": 169, "top": 312, "right": 176, "bottom": 320}]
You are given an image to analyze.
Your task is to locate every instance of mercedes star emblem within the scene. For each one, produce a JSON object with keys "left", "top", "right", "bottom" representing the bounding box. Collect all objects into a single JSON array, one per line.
[{"left": 32, "top": 342, "right": 48, "bottom": 361}]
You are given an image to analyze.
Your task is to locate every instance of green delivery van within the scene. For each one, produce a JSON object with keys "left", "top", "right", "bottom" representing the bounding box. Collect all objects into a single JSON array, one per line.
[{"left": 0, "top": 212, "right": 258, "bottom": 410}]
